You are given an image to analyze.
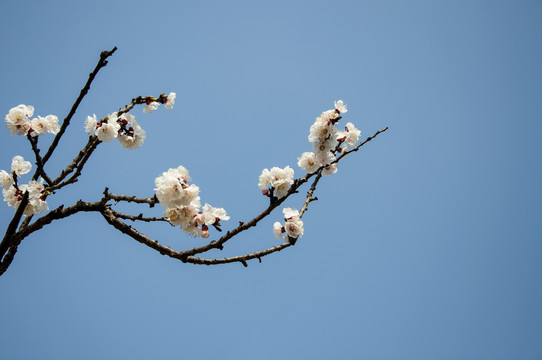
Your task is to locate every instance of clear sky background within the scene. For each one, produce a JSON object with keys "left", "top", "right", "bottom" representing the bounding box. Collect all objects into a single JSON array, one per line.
[{"left": 0, "top": 1, "right": 541, "bottom": 359}]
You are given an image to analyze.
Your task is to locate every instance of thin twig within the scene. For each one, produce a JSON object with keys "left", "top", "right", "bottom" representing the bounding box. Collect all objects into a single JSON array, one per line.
[
  {"left": 104, "top": 190, "right": 159, "bottom": 207},
  {"left": 51, "top": 136, "right": 99, "bottom": 186},
  {"left": 184, "top": 243, "right": 292, "bottom": 266},
  {"left": 48, "top": 137, "right": 101, "bottom": 192},
  {"left": 299, "top": 171, "right": 323, "bottom": 218},
  {"left": 109, "top": 208, "right": 169, "bottom": 223},
  {"left": 116, "top": 95, "right": 168, "bottom": 117},
  {"left": 332, "top": 127, "right": 389, "bottom": 165}
]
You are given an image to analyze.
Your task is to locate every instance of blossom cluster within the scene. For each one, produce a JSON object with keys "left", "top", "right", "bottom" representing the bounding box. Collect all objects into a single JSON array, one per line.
[
  {"left": 258, "top": 166, "right": 294, "bottom": 199},
  {"left": 1, "top": 156, "right": 48, "bottom": 216},
  {"left": 273, "top": 208, "right": 304, "bottom": 240},
  {"left": 84, "top": 92, "right": 175, "bottom": 149},
  {"left": 5, "top": 104, "right": 59, "bottom": 137},
  {"left": 155, "top": 165, "right": 229, "bottom": 238},
  {"left": 85, "top": 112, "right": 146, "bottom": 149},
  {"left": 264, "top": 100, "right": 360, "bottom": 240},
  {"left": 143, "top": 92, "right": 176, "bottom": 113},
  {"left": 298, "top": 100, "right": 360, "bottom": 176}
]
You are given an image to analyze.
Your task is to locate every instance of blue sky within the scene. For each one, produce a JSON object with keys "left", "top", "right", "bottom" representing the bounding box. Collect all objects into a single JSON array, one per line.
[{"left": 1, "top": 1, "right": 541, "bottom": 359}]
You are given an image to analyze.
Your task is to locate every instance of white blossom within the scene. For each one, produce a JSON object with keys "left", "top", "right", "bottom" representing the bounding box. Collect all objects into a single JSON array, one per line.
[
  {"left": 95, "top": 123, "right": 118, "bottom": 142},
  {"left": 165, "top": 92, "right": 176, "bottom": 110},
  {"left": 156, "top": 180, "right": 198, "bottom": 209},
  {"left": 183, "top": 184, "right": 200, "bottom": 205},
  {"left": 30, "top": 116, "right": 49, "bottom": 137},
  {"left": 2, "top": 184, "right": 20, "bottom": 208},
  {"left": 46, "top": 115, "right": 60, "bottom": 135},
  {"left": 165, "top": 203, "right": 200, "bottom": 226},
  {"left": 315, "top": 151, "right": 336, "bottom": 167},
  {"left": 297, "top": 152, "right": 320, "bottom": 174},
  {"left": 154, "top": 166, "right": 197, "bottom": 208},
  {"left": 191, "top": 213, "right": 205, "bottom": 226},
  {"left": 143, "top": 101, "right": 160, "bottom": 113},
  {"left": 24, "top": 179, "right": 48, "bottom": 215},
  {"left": 343, "top": 122, "right": 360, "bottom": 147},
  {"left": 322, "top": 163, "right": 338, "bottom": 176},
  {"left": 312, "top": 138, "right": 337, "bottom": 159},
  {"left": 273, "top": 222, "right": 284, "bottom": 240},
  {"left": 189, "top": 196, "right": 202, "bottom": 210},
  {"left": 95, "top": 114, "right": 120, "bottom": 142},
  {"left": 11, "top": 156, "right": 31, "bottom": 176},
  {"left": 258, "top": 166, "right": 294, "bottom": 198},
  {"left": 258, "top": 168, "right": 272, "bottom": 191},
  {"left": 276, "top": 207, "right": 304, "bottom": 239},
  {"left": 284, "top": 217, "right": 304, "bottom": 238},
  {"left": 31, "top": 114, "right": 60, "bottom": 137},
  {"left": 283, "top": 207, "right": 299, "bottom": 220},
  {"left": 155, "top": 165, "right": 190, "bottom": 187},
  {"left": 5, "top": 104, "right": 34, "bottom": 136},
  {"left": 85, "top": 114, "right": 98, "bottom": 135},
  {"left": 202, "top": 203, "right": 230, "bottom": 225},
  {"left": 155, "top": 175, "right": 186, "bottom": 207},
  {"left": 274, "top": 183, "right": 291, "bottom": 198},
  {"left": 0, "top": 170, "right": 12, "bottom": 188},
  {"left": 118, "top": 114, "right": 146, "bottom": 149},
  {"left": 269, "top": 166, "right": 294, "bottom": 189},
  {"left": 2, "top": 179, "right": 48, "bottom": 216},
  {"left": 118, "top": 126, "right": 146, "bottom": 149},
  {"left": 334, "top": 100, "right": 347, "bottom": 114},
  {"left": 181, "top": 223, "right": 204, "bottom": 238},
  {"left": 308, "top": 117, "right": 337, "bottom": 143}
]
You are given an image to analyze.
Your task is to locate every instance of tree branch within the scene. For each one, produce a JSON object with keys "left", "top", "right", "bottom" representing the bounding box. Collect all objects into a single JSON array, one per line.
[
  {"left": 13, "top": 200, "right": 106, "bottom": 242},
  {"left": 108, "top": 208, "right": 170, "bottom": 224},
  {"left": 184, "top": 243, "right": 292, "bottom": 267},
  {"left": 39, "top": 47, "right": 117, "bottom": 170},
  {"left": 333, "top": 126, "right": 389, "bottom": 165},
  {"left": 0, "top": 191, "right": 29, "bottom": 266},
  {"left": 51, "top": 136, "right": 100, "bottom": 187},
  {"left": 177, "top": 127, "right": 389, "bottom": 264},
  {"left": 116, "top": 94, "right": 169, "bottom": 117},
  {"left": 0, "top": 44, "right": 389, "bottom": 276},
  {"left": 100, "top": 207, "right": 187, "bottom": 260},
  {"left": 94, "top": 127, "right": 390, "bottom": 267},
  {"left": 26, "top": 134, "right": 53, "bottom": 185},
  {"left": 299, "top": 171, "right": 323, "bottom": 218},
  {"left": 104, "top": 190, "right": 159, "bottom": 207}
]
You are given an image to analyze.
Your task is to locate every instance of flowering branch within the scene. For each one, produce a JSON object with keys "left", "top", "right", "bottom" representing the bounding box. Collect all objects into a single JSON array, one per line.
[
  {"left": 0, "top": 47, "right": 388, "bottom": 276},
  {"left": 1, "top": 47, "right": 117, "bottom": 273}
]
